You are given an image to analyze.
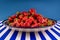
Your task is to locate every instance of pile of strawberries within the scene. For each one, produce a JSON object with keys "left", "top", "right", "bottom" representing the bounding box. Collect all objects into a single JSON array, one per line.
[{"left": 6, "top": 8, "right": 54, "bottom": 28}]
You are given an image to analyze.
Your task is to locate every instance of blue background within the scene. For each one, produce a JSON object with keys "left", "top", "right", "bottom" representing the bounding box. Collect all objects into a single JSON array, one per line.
[{"left": 0, "top": 0, "right": 60, "bottom": 21}]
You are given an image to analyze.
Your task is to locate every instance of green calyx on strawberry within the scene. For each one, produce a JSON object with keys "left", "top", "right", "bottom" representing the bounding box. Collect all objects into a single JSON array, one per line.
[{"left": 7, "top": 8, "right": 55, "bottom": 28}]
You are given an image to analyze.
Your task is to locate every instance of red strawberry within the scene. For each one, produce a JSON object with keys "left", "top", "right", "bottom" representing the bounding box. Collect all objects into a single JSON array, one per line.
[
  {"left": 37, "top": 16, "right": 44, "bottom": 23},
  {"left": 34, "top": 14, "right": 38, "bottom": 17},
  {"left": 27, "top": 23, "right": 30, "bottom": 27},
  {"left": 14, "top": 18, "right": 18, "bottom": 22},
  {"left": 29, "top": 8, "right": 36, "bottom": 15},
  {"left": 14, "top": 18, "right": 21, "bottom": 24},
  {"left": 29, "top": 16, "right": 34, "bottom": 21},
  {"left": 22, "top": 11, "right": 28, "bottom": 16},
  {"left": 37, "top": 15, "right": 43, "bottom": 19},
  {"left": 43, "top": 23, "right": 47, "bottom": 26},
  {"left": 11, "top": 15, "right": 16, "bottom": 19},
  {"left": 20, "top": 22, "right": 24, "bottom": 26},
  {"left": 31, "top": 23, "right": 38, "bottom": 27},
  {"left": 16, "top": 22, "right": 21, "bottom": 27},
  {"left": 26, "top": 18, "right": 33, "bottom": 24},
  {"left": 38, "top": 23, "right": 41, "bottom": 26},
  {"left": 42, "top": 18, "right": 48, "bottom": 23},
  {"left": 8, "top": 17, "right": 13, "bottom": 22},
  {"left": 38, "top": 14, "right": 43, "bottom": 17},
  {"left": 18, "top": 19, "right": 21, "bottom": 23},
  {"left": 9, "top": 22, "right": 16, "bottom": 27},
  {"left": 38, "top": 18, "right": 43, "bottom": 23},
  {"left": 22, "top": 16, "right": 28, "bottom": 21},
  {"left": 24, "top": 23, "right": 30, "bottom": 27},
  {"left": 19, "top": 15, "right": 23, "bottom": 19},
  {"left": 33, "top": 20, "right": 37, "bottom": 24}
]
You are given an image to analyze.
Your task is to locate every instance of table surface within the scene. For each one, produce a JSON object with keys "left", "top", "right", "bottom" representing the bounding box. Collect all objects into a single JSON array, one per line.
[
  {"left": 0, "top": 0, "right": 60, "bottom": 20},
  {"left": 0, "top": 21, "right": 60, "bottom": 40}
]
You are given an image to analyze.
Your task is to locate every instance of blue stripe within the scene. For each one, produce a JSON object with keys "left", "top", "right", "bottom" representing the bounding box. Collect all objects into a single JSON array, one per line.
[
  {"left": 0, "top": 23, "right": 1, "bottom": 24},
  {"left": 45, "top": 30, "right": 57, "bottom": 40},
  {"left": 10, "top": 31, "right": 18, "bottom": 40},
  {"left": 0, "top": 29, "right": 11, "bottom": 40},
  {"left": 38, "top": 31, "right": 46, "bottom": 40},
  {"left": 0, "top": 38, "right": 3, "bottom": 40},
  {"left": 54, "top": 26, "right": 60, "bottom": 30},
  {"left": 0, "top": 27, "right": 6, "bottom": 33},
  {"left": 0, "top": 23, "right": 2, "bottom": 24},
  {"left": 51, "top": 28, "right": 60, "bottom": 37},
  {"left": 30, "top": 32, "right": 36, "bottom": 40},
  {"left": 56, "top": 24, "right": 60, "bottom": 27},
  {"left": 21, "top": 32, "right": 26, "bottom": 40}
]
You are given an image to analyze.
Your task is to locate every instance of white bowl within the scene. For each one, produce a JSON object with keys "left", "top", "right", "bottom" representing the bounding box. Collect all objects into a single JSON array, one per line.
[{"left": 5, "top": 25, "right": 55, "bottom": 32}]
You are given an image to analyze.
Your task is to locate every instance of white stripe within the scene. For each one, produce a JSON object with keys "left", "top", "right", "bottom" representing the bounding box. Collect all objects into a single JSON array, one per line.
[
  {"left": 41, "top": 31, "right": 51, "bottom": 40},
  {"left": 4, "top": 30, "right": 15, "bottom": 40},
  {"left": 0, "top": 25, "right": 5, "bottom": 30},
  {"left": 15, "top": 32, "right": 22, "bottom": 40},
  {"left": 57, "top": 23, "right": 60, "bottom": 25},
  {"left": 0, "top": 27, "right": 9, "bottom": 37},
  {"left": 55, "top": 25, "right": 60, "bottom": 29},
  {"left": 58, "top": 38, "right": 60, "bottom": 40},
  {"left": 35, "top": 32, "right": 41, "bottom": 40},
  {"left": 52, "top": 27, "right": 60, "bottom": 33},
  {"left": 57, "top": 21, "right": 60, "bottom": 24},
  {"left": 48, "top": 29, "right": 60, "bottom": 39},
  {"left": 0, "top": 23, "right": 3, "bottom": 26},
  {"left": 26, "top": 32, "right": 30, "bottom": 40},
  {"left": 0, "top": 21, "right": 3, "bottom": 23}
]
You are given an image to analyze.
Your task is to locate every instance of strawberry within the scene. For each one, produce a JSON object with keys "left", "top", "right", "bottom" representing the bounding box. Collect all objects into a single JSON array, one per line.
[
  {"left": 22, "top": 11, "right": 28, "bottom": 16},
  {"left": 22, "top": 16, "right": 28, "bottom": 21},
  {"left": 29, "top": 8, "right": 36, "bottom": 15},
  {"left": 18, "top": 19, "right": 21, "bottom": 23},
  {"left": 14, "top": 18, "right": 18, "bottom": 22},
  {"left": 8, "top": 17, "right": 13, "bottom": 22},
  {"left": 38, "top": 23, "right": 42, "bottom": 26},
  {"left": 9, "top": 22, "right": 16, "bottom": 27},
  {"left": 33, "top": 20, "right": 37, "bottom": 24},
  {"left": 24, "top": 23, "right": 30, "bottom": 27},
  {"left": 37, "top": 16, "right": 44, "bottom": 23},
  {"left": 29, "top": 16, "right": 34, "bottom": 21},
  {"left": 20, "top": 22, "right": 24, "bottom": 26},
  {"left": 31, "top": 23, "right": 38, "bottom": 27},
  {"left": 43, "top": 18, "right": 48, "bottom": 23},
  {"left": 43, "top": 23, "right": 47, "bottom": 26},
  {"left": 19, "top": 15, "right": 23, "bottom": 19},
  {"left": 38, "top": 18, "right": 43, "bottom": 23},
  {"left": 27, "top": 23, "right": 30, "bottom": 27},
  {"left": 14, "top": 18, "right": 21, "bottom": 24},
  {"left": 16, "top": 22, "right": 21, "bottom": 27},
  {"left": 11, "top": 15, "right": 16, "bottom": 19},
  {"left": 26, "top": 18, "right": 33, "bottom": 24},
  {"left": 34, "top": 14, "right": 38, "bottom": 17}
]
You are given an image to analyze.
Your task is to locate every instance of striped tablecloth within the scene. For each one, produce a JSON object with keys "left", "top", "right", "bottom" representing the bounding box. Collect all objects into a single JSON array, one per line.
[{"left": 0, "top": 21, "right": 60, "bottom": 40}]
